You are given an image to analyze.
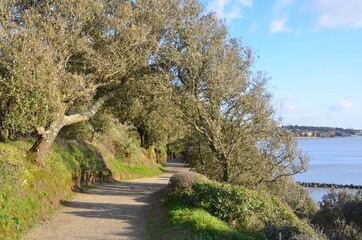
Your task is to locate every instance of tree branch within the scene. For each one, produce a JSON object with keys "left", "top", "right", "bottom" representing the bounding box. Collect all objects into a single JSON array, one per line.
[{"left": 62, "top": 88, "right": 119, "bottom": 126}]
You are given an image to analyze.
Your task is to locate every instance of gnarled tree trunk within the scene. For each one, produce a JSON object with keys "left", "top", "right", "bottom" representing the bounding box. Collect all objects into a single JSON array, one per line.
[
  {"left": 28, "top": 93, "right": 115, "bottom": 164},
  {"left": 27, "top": 104, "right": 67, "bottom": 164}
]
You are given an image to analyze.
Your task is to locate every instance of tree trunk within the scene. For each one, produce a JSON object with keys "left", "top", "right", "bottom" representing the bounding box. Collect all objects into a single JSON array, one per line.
[
  {"left": 27, "top": 106, "right": 67, "bottom": 165},
  {"left": 27, "top": 90, "right": 117, "bottom": 164},
  {"left": 222, "top": 160, "right": 230, "bottom": 183},
  {"left": 28, "top": 130, "right": 60, "bottom": 165}
]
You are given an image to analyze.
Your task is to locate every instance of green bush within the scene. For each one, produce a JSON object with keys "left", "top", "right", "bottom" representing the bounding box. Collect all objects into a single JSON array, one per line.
[
  {"left": 314, "top": 189, "right": 362, "bottom": 239},
  {"left": 167, "top": 172, "right": 209, "bottom": 202},
  {"left": 259, "top": 178, "right": 317, "bottom": 219},
  {"left": 190, "top": 182, "right": 312, "bottom": 237},
  {"left": 155, "top": 146, "right": 168, "bottom": 165},
  {"left": 329, "top": 218, "right": 362, "bottom": 240}
]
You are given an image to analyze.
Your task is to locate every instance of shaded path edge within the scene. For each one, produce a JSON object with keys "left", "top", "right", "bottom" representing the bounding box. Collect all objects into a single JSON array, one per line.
[{"left": 24, "top": 158, "right": 189, "bottom": 240}]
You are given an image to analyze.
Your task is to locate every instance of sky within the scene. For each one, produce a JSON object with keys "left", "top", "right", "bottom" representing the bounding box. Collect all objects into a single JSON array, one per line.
[{"left": 200, "top": 0, "right": 362, "bottom": 129}]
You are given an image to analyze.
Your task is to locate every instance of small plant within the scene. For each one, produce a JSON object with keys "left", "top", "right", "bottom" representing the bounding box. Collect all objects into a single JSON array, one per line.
[{"left": 167, "top": 172, "right": 208, "bottom": 201}]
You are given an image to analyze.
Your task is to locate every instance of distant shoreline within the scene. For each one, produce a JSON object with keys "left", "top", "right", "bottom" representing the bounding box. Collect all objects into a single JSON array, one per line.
[
  {"left": 297, "top": 135, "right": 362, "bottom": 139},
  {"left": 285, "top": 125, "right": 362, "bottom": 138},
  {"left": 297, "top": 181, "right": 362, "bottom": 190},
  {"left": 297, "top": 137, "right": 319, "bottom": 139}
]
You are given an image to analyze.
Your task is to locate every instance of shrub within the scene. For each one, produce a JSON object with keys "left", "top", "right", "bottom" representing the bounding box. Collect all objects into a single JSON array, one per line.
[
  {"left": 263, "top": 223, "right": 301, "bottom": 240},
  {"left": 291, "top": 228, "right": 328, "bottom": 240},
  {"left": 190, "top": 182, "right": 312, "bottom": 237},
  {"left": 314, "top": 189, "right": 362, "bottom": 238},
  {"left": 167, "top": 172, "right": 208, "bottom": 201},
  {"left": 155, "top": 147, "right": 168, "bottom": 165},
  {"left": 259, "top": 178, "right": 317, "bottom": 219},
  {"left": 329, "top": 218, "right": 362, "bottom": 240}
]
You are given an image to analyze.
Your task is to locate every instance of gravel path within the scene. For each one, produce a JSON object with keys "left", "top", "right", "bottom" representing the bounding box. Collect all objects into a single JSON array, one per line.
[{"left": 24, "top": 159, "right": 188, "bottom": 240}]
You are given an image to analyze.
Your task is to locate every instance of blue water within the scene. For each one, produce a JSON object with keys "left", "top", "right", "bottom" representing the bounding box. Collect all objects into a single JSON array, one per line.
[{"left": 293, "top": 136, "right": 362, "bottom": 202}]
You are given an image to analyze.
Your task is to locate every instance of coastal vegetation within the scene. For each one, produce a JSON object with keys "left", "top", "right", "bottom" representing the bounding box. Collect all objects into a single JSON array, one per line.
[
  {"left": 0, "top": 0, "right": 355, "bottom": 239},
  {"left": 165, "top": 172, "right": 321, "bottom": 239},
  {"left": 313, "top": 190, "right": 362, "bottom": 239}
]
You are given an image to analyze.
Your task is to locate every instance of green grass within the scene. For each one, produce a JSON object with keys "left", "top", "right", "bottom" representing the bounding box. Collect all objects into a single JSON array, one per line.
[
  {"left": 91, "top": 141, "right": 164, "bottom": 180},
  {"left": 146, "top": 214, "right": 160, "bottom": 240},
  {"left": 0, "top": 140, "right": 75, "bottom": 239},
  {"left": 113, "top": 162, "right": 164, "bottom": 179},
  {"left": 166, "top": 201, "right": 256, "bottom": 240}
]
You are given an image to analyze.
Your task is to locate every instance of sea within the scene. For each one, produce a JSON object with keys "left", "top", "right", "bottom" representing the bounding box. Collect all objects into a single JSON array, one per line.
[{"left": 293, "top": 136, "right": 362, "bottom": 203}]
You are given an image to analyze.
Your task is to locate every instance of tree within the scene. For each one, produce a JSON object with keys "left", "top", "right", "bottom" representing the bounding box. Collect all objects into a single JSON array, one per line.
[
  {"left": 157, "top": 3, "right": 308, "bottom": 185},
  {"left": 0, "top": 0, "right": 307, "bottom": 183},
  {"left": 111, "top": 71, "right": 187, "bottom": 148},
  {"left": 0, "top": 0, "right": 175, "bottom": 163}
]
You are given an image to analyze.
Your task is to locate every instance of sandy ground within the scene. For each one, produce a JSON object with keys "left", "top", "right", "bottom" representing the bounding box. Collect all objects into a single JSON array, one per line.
[{"left": 24, "top": 159, "right": 188, "bottom": 240}]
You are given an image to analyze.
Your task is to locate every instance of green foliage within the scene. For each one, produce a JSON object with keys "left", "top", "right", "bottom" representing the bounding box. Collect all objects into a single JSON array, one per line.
[
  {"left": 168, "top": 201, "right": 255, "bottom": 240},
  {"left": 314, "top": 190, "right": 362, "bottom": 239},
  {"left": 0, "top": 0, "right": 170, "bottom": 135},
  {"left": 96, "top": 121, "right": 144, "bottom": 165},
  {"left": 113, "top": 77, "right": 187, "bottom": 148},
  {"left": 59, "top": 122, "right": 94, "bottom": 141},
  {"left": 167, "top": 172, "right": 209, "bottom": 202},
  {"left": 258, "top": 178, "right": 317, "bottom": 219},
  {"left": 166, "top": 176, "right": 315, "bottom": 239},
  {"left": 190, "top": 182, "right": 311, "bottom": 236},
  {"left": 90, "top": 140, "right": 164, "bottom": 181},
  {"left": 155, "top": 147, "right": 168, "bottom": 165},
  {"left": 167, "top": 139, "right": 186, "bottom": 157},
  {"left": 0, "top": 140, "right": 73, "bottom": 239}
]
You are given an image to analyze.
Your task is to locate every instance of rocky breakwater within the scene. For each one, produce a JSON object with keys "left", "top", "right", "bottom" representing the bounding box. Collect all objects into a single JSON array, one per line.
[{"left": 297, "top": 181, "right": 362, "bottom": 190}]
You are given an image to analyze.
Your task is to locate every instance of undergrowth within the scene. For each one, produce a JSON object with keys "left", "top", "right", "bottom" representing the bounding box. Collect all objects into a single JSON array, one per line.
[{"left": 165, "top": 172, "right": 316, "bottom": 240}]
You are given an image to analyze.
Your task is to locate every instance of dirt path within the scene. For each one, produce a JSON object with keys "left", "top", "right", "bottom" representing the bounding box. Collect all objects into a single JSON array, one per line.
[{"left": 24, "top": 159, "right": 189, "bottom": 240}]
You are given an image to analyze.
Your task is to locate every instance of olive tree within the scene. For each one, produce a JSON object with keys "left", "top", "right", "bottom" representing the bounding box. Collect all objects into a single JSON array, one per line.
[
  {"left": 159, "top": 2, "right": 308, "bottom": 185},
  {"left": 0, "top": 0, "right": 174, "bottom": 163}
]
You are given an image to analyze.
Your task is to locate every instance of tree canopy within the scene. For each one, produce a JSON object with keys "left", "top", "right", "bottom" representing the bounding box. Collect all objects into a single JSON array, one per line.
[{"left": 0, "top": 0, "right": 307, "bottom": 185}]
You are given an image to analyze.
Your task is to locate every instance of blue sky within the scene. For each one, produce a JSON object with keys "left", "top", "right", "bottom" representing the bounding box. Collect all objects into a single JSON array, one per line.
[{"left": 201, "top": 0, "right": 362, "bottom": 129}]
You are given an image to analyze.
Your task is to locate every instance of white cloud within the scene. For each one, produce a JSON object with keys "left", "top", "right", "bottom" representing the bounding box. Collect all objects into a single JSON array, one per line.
[
  {"left": 313, "top": 0, "right": 362, "bottom": 29},
  {"left": 329, "top": 100, "right": 356, "bottom": 112},
  {"left": 269, "top": 18, "right": 292, "bottom": 34},
  {"left": 207, "top": 0, "right": 253, "bottom": 22},
  {"left": 269, "top": 0, "right": 298, "bottom": 34}
]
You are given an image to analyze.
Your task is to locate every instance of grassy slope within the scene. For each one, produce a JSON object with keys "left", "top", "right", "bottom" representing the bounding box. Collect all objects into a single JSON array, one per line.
[
  {"left": 0, "top": 139, "right": 163, "bottom": 239},
  {"left": 164, "top": 181, "right": 314, "bottom": 240},
  {"left": 166, "top": 201, "right": 256, "bottom": 240}
]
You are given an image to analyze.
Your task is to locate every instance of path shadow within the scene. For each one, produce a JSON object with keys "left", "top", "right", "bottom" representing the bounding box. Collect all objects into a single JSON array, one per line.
[{"left": 57, "top": 158, "right": 187, "bottom": 239}]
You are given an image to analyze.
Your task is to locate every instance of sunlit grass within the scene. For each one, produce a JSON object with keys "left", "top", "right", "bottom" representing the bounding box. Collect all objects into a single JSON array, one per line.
[{"left": 166, "top": 201, "right": 256, "bottom": 240}]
